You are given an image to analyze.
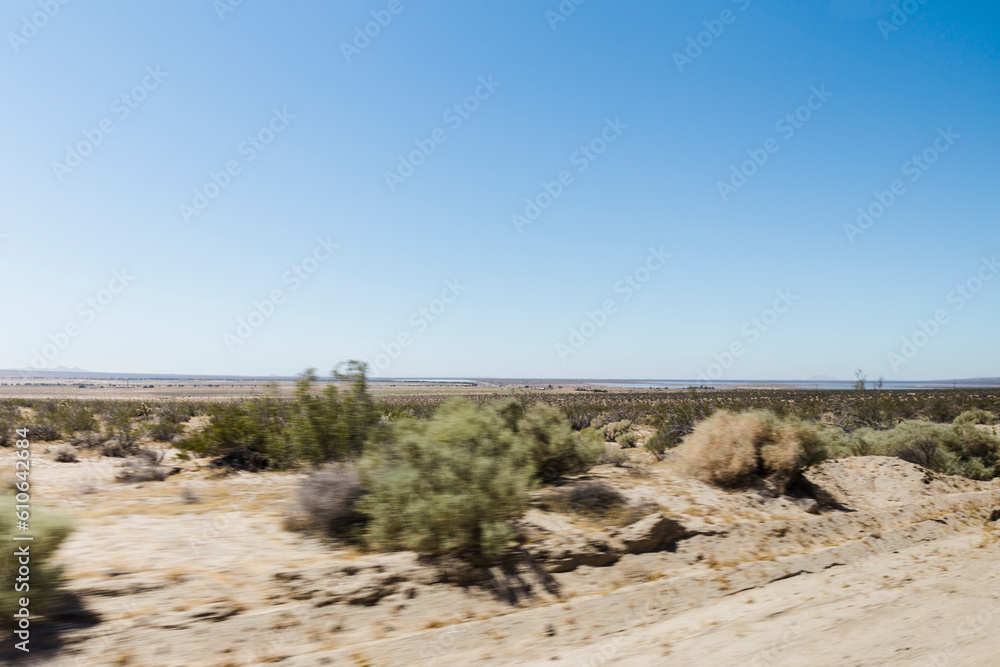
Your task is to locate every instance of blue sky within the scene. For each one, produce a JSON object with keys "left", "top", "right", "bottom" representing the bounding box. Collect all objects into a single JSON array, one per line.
[{"left": 2, "top": 0, "right": 998, "bottom": 380}]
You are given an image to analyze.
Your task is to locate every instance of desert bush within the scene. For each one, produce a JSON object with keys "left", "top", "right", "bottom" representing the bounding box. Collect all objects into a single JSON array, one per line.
[
  {"left": 648, "top": 400, "right": 716, "bottom": 457},
  {"left": 179, "top": 363, "right": 378, "bottom": 469},
  {"left": 288, "top": 363, "right": 380, "bottom": 464},
  {"left": 845, "top": 420, "right": 1000, "bottom": 480},
  {"left": 104, "top": 405, "right": 144, "bottom": 453},
  {"left": 180, "top": 394, "right": 291, "bottom": 470},
  {"left": 52, "top": 444, "right": 79, "bottom": 463},
  {"left": 0, "top": 406, "right": 16, "bottom": 447},
  {"left": 100, "top": 439, "right": 132, "bottom": 458},
  {"left": 0, "top": 495, "right": 73, "bottom": 623},
  {"left": 597, "top": 442, "right": 629, "bottom": 467},
  {"left": 602, "top": 419, "right": 632, "bottom": 442},
  {"left": 590, "top": 414, "right": 611, "bottom": 430},
  {"left": 148, "top": 413, "right": 186, "bottom": 442},
  {"left": 516, "top": 403, "right": 603, "bottom": 483},
  {"left": 954, "top": 409, "right": 995, "bottom": 426},
  {"left": 70, "top": 431, "right": 106, "bottom": 448},
  {"left": 284, "top": 464, "right": 367, "bottom": 537},
  {"left": 674, "top": 410, "right": 841, "bottom": 492},
  {"left": 359, "top": 399, "right": 535, "bottom": 557},
  {"left": 116, "top": 450, "right": 172, "bottom": 483},
  {"left": 616, "top": 431, "right": 638, "bottom": 448}
]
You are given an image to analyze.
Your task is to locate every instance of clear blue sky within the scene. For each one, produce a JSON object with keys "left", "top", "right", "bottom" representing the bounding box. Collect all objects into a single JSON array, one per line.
[{"left": 2, "top": 0, "right": 998, "bottom": 380}]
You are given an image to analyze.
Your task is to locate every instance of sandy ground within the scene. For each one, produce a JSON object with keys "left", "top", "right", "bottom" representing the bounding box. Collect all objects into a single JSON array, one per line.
[{"left": 5, "top": 445, "right": 1000, "bottom": 666}]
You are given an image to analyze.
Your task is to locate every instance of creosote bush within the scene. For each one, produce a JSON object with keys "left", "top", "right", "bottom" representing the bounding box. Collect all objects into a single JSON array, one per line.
[
  {"left": 358, "top": 397, "right": 600, "bottom": 556},
  {"left": 602, "top": 419, "right": 632, "bottom": 442},
  {"left": 359, "top": 399, "right": 535, "bottom": 557},
  {"left": 1, "top": 496, "right": 73, "bottom": 623},
  {"left": 616, "top": 432, "right": 638, "bottom": 448},
  {"left": 179, "top": 362, "right": 378, "bottom": 470},
  {"left": 53, "top": 444, "right": 79, "bottom": 463},
  {"left": 954, "top": 409, "right": 995, "bottom": 426},
  {"left": 844, "top": 421, "right": 1000, "bottom": 480},
  {"left": 516, "top": 402, "right": 603, "bottom": 483},
  {"left": 674, "top": 410, "right": 840, "bottom": 492},
  {"left": 284, "top": 464, "right": 367, "bottom": 537}
]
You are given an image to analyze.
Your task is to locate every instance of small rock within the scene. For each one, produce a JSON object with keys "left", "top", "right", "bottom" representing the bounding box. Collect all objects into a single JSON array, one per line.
[{"left": 794, "top": 498, "right": 820, "bottom": 515}]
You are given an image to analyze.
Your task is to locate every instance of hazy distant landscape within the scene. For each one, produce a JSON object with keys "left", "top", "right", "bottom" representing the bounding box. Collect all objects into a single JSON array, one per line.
[{"left": 6, "top": 1, "right": 1000, "bottom": 665}]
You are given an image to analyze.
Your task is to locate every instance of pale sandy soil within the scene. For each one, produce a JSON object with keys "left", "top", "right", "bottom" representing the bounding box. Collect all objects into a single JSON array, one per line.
[{"left": 4, "top": 446, "right": 1000, "bottom": 666}]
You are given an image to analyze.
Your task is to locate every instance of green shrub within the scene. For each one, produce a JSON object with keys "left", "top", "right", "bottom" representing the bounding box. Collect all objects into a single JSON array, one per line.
[
  {"left": 602, "top": 419, "right": 632, "bottom": 442},
  {"left": 845, "top": 420, "right": 1000, "bottom": 480},
  {"left": 954, "top": 409, "right": 995, "bottom": 426},
  {"left": 674, "top": 410, "right": 841, "bottom": 492},
  {"left": 180, "top": 395, "right": 290, "bottom": 470},
  {"left": 597, "top": 442, "right": 630, "bottom": 467},
  {"left": 359, "top": 399, "right": 534, "bottom": 557},
  {"left": 0, "top": 495, "right": 73, "bottom": 623},
  {"left": 616, "top": 432, "right": 638, "bottom": 448},
  {"left": 179, "top": 363, "right": 378, "bottom": 470},
  {"left": 516, "top": 403, "right": 603, "bottom": 483},
  {"left": 288, "top": 363, "right": 380, "bottom": 464},
  {"left": 648, "top": 400, "right": 716, "bottom": 457}
]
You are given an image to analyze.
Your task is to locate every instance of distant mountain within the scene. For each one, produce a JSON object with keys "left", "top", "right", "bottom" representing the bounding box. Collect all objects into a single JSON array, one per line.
[{"left": 805, "top": 375, "right": 839, "bottom": 382}]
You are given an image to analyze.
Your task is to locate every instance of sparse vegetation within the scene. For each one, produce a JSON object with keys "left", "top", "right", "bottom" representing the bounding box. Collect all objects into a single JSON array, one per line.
[
  {"left": 516, "top": 402, "right": 603, "bottom": 483},
  {"left": 601, "top": 419, "right": 632, "bottom": 442},
  {"left": 53, "top": 443, "right": 79, "bottom": 462},
  {"left": 284, "top": 464, "right": 368, "bottom": 537},
  {"left": 674, "top": 410, "right": 841, "bottom": 492},
  {"left": 359, "top": 399, "right": 535, "bottom": 557},
  {"left": 843, "top": 421, "right": 1000, "bottom": 480},
  {"left": 178, "top": 362, "right": 379, "bottom": 470},
  {"left": 0, "top": 495, "right": 73, "bottom": 623},
  {"left": 116, "top": 448, "right": 174, "bottom": 483}
]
